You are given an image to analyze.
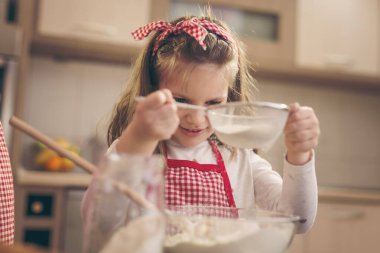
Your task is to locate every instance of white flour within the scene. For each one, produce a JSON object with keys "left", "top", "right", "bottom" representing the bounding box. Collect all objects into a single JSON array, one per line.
[
  {"left": 164, "top": 216, "right": 293, "bottom": 253},
  {"left": 101, "top": 213, "right": 165, "bottom": 253},
  {"left": 100, "top": 212, "right": 293, "bottom": 253},
  {"left": 214, "top": 122, "right": 278, "bottom": 149}
]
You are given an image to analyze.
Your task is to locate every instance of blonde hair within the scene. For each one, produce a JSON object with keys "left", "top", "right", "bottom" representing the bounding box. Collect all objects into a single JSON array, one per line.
[{"left": 107, "top": 15, "right": 257, "bottom": 148}]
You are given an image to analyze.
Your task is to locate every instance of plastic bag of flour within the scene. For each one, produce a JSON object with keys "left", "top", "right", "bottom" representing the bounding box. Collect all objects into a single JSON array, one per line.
[{"left": 83, "top": 153, "right": 165, "bottom": 253}]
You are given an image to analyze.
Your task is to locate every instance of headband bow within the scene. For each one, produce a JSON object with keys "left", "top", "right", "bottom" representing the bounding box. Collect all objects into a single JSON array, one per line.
[{"left": 131, "top": 17, "right": 233, "bottom": 55}]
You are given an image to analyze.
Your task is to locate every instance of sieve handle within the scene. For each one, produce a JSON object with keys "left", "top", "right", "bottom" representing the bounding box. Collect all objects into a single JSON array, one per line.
[{"left": 135, "top": 96, "right": 206, "bottom": 111}]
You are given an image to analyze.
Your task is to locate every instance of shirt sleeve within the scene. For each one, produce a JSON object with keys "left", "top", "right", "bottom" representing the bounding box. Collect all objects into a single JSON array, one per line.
[
  {"left": 281, "top": 152, "right": 318, "bottom": 233},
  {"left": 252, "top": 151, "right": 317, "bottom": 233}
]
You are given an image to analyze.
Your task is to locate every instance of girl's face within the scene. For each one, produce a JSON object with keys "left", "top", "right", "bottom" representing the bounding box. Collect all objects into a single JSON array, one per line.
[{"left": 160, "top": 63, "right": 231, "bottom": 147}]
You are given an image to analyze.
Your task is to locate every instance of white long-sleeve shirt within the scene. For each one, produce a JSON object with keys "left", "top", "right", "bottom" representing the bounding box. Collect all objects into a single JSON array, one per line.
[{"left": 82, "top": 139, "right": 317, "bottom": 233}]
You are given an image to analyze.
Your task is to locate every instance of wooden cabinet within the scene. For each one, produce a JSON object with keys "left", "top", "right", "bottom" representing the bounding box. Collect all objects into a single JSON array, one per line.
[
  {"left": 26, "top": 0, "right": 380, "bottom": 89},
  {"left": 15, "top": 186, "right": 66, "bottom": 250},
  {"left": 30, "top": 0, "right": 168, "bottom": 64},
  {"left": 36, "top": 0, "right": 153, "bottom": 46},
  {"left": 287, "top": 190, "right": 380, "bottom": 253},
  {"left": 296, "top": 0, "right": 380, "bottom": 76},
  {"left": 31, "top": 0, "right": 296, "bottom": 67},
  {"left": 15, "top": 186, "right": 87, "bottom": 252},
  {"left": 170, "top": 0, "right": 296, "bottom": 67},
  {"left": 304, "top": 201, "right": 380, "bottom": 253}
]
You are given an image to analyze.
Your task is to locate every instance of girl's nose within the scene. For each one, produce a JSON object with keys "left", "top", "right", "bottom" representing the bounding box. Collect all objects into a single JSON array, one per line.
[{"left": 184, "top": 109, "right": 206, "bottom": 124}]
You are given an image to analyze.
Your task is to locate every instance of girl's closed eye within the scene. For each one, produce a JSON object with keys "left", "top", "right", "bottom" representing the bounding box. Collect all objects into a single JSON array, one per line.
[
  {"left": 173, "top": 97, "right": 189, "bottom": 104},
  {"left": 173, "top": 97, "right": 223, "bottom": 106},
  {"left": 205, "top": 100, "right": 223, "bottom": 106}
]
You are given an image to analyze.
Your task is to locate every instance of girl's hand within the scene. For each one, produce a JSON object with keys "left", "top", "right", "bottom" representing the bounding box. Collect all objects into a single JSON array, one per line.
[
  {"left": 284, "top": 103, "right": 320, "bottom": 165},
  {"left": 117, "top": 89, "right": 179, "bottom": 155},
  {"left": 132, "top": 89, "right": 179, "bottom": 140}
]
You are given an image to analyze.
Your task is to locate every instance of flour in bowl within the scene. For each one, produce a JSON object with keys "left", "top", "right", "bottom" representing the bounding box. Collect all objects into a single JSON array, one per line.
[
  {"left": 101, "top": 212, "right": 165, "bottom": 253},
  {"left": 164, "top": 216, "right": 293, "bottom": 253}
]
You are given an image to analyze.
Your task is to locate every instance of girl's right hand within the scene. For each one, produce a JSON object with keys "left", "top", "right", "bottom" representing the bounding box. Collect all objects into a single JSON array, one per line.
[
  {"left": 132, "top": 89, "right": 179, "bottom": 140},
  {"left": 116, "top": 89, "right": 179, "bottom": 155}
]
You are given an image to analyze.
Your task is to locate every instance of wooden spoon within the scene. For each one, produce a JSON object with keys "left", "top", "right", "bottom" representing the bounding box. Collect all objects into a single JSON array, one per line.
[{"left": 9, "top": 116, "right": 157, "bottom": 211}]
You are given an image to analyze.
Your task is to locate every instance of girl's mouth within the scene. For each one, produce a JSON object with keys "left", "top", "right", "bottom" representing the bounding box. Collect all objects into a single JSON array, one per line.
[{"left": 180, "top": 126, "right": 204, "bottom": 136}]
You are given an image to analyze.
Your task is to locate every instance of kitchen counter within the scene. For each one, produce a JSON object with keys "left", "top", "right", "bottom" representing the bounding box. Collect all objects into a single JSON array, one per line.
[
  {"left": 16, "top": 168, "right": 92, "bottom": 188},
  {"left": 318, "top": 186, "right": 380, "bottom": 203},
  {"left": 16, "top": 168, "right": 380, "bottom": 203}
]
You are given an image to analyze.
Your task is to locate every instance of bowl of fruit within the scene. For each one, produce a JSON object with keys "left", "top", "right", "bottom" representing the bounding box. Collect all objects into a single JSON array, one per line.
[{"left": 33, "top": 138, "right": 80, "bottom": 172}]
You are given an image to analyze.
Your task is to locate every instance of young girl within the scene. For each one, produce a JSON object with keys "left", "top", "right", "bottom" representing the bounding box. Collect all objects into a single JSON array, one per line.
[{"left": 82, "top": 15, "right": 320, "bottom": 233}]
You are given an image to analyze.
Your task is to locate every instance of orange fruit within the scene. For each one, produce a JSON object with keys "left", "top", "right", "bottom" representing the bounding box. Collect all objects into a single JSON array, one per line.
[
  {"left": 61, "top": 158, "right": 75, "bottom": 171},
  {"left": 35, "top": 149, "right": 55, "bottom": 166},
  {"left": 45, "top": 156, "right": 62, "bottom": 171}
]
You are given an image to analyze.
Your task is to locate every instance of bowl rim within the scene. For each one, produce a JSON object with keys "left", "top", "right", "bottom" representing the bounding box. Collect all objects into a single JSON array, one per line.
[
  {"left": 207, "top": 101, "right": 289, "bottom": 112},
  {"left": 164, "top": 205, "right": 302, "bottom": 223}
]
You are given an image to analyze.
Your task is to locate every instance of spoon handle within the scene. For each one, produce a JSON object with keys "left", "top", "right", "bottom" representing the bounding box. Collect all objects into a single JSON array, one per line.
[
  {"left": 9, "top": 116, "right": 157, "bottom": 212},
  {"left": 9, "top": 116, "right": 97, "bottom": 174},
  {"left": 135, "top": 96, "right": 206, "bottom": 111}
]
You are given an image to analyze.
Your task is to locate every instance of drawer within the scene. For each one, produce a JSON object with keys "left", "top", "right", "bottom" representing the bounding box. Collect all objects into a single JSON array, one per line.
[
  {"left": 24, "top": 228, "right": 51, "bottom": 248},
  {"left": 26, "top": 194, "right": 54, "bottom": 217}
]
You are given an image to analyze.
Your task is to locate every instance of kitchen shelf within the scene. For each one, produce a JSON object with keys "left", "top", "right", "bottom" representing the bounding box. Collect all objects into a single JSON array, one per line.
[
  {"left": 31, "top": 35, "right": 141, "bottom": 65},
  {"left": 17, "top": 168, "right": 91, "bottom": 188}
]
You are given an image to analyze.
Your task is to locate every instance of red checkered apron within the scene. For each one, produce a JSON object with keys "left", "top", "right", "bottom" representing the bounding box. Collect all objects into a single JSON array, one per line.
[
  {"left": 0, "top": 122, "right": 14, "bottom": 245},
  {"left": 164, "top": 140, "right": 236, "bottom": 208}
]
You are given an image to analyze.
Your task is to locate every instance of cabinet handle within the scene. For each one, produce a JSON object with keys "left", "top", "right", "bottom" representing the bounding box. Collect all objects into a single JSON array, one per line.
[
  {"left": 31, "top": 201, "right": 44, "bottom": 214},
  {"left": 326, "top": 209, "right": 365, "bottom": 221},
  {"left": 26, "top": 194, "right": 53, "bottom": 217},
  {"left": 71, "top": 22, "right": 118, "bottom": 36}
]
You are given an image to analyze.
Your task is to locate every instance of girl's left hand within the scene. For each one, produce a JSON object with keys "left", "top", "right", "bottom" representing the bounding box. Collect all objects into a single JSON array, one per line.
[{"left": 284, "top": 103, "right": 320, "bottom": 165}]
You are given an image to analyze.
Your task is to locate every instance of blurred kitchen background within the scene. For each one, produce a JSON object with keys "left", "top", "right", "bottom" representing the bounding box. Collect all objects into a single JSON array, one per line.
[{"left": 1, "top": 0, "right": 380, "bottom": 252}]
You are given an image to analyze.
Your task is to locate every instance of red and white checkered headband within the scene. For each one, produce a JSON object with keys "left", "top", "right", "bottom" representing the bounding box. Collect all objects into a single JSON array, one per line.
[{"left": 131, "top": 17, "right": 233, "bottom": 55}]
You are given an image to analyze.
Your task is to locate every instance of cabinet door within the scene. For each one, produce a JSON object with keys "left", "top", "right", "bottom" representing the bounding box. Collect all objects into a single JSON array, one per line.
[
  {"left": 170, "top": 0, "right": 296, "bottom": 67},
  {"left": 15, "top": 186, "right": 65, "bottom": 251},
  {"left": 36, "top": 0, "right": 153, "bottom": 46},
  {"left": 305, "top": 202, "right": 380, "bottom": 253},
  {"left": 296, "top": 0, "right": 379, "bottom": 75}
]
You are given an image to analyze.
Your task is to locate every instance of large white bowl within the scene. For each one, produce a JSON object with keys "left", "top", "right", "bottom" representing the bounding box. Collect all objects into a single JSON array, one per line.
[
  {"left": 206, "top": 101, "right": 289, "bottom": 151},
  {"left": 164, "top": 206, "right": 299, "bottom": 253}
]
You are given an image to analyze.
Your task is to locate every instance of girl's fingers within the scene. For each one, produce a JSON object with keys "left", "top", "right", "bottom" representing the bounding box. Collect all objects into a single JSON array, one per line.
[
  {"left": 285, "top": 116, "right": 319, "bottom": 135},
  {"left": 284, "top": 103, "right": 320, "bottom": 152},
  {"left": 133, "top": 89, "right": 179, "bottom": 141},
  {"left": 286, "top": 137, "right": 319, "bottom": 153},
  {"left": 160, "top": 89, "right": 175, "bottom": 103},
  {"left": 285, "top": 107, "right": 318, "bottom": 132},
  {"left": 287, "top": 106, "right": 314, "bottom": 124},
  {"left": 285, "top": 127, "right": 320, "bottom": 142},
  {"left": 288, "top": 102, "right": 300, "bottom": 114},
  {"left": 139, "top": 89, "right": 174, "bottom": 110}
]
